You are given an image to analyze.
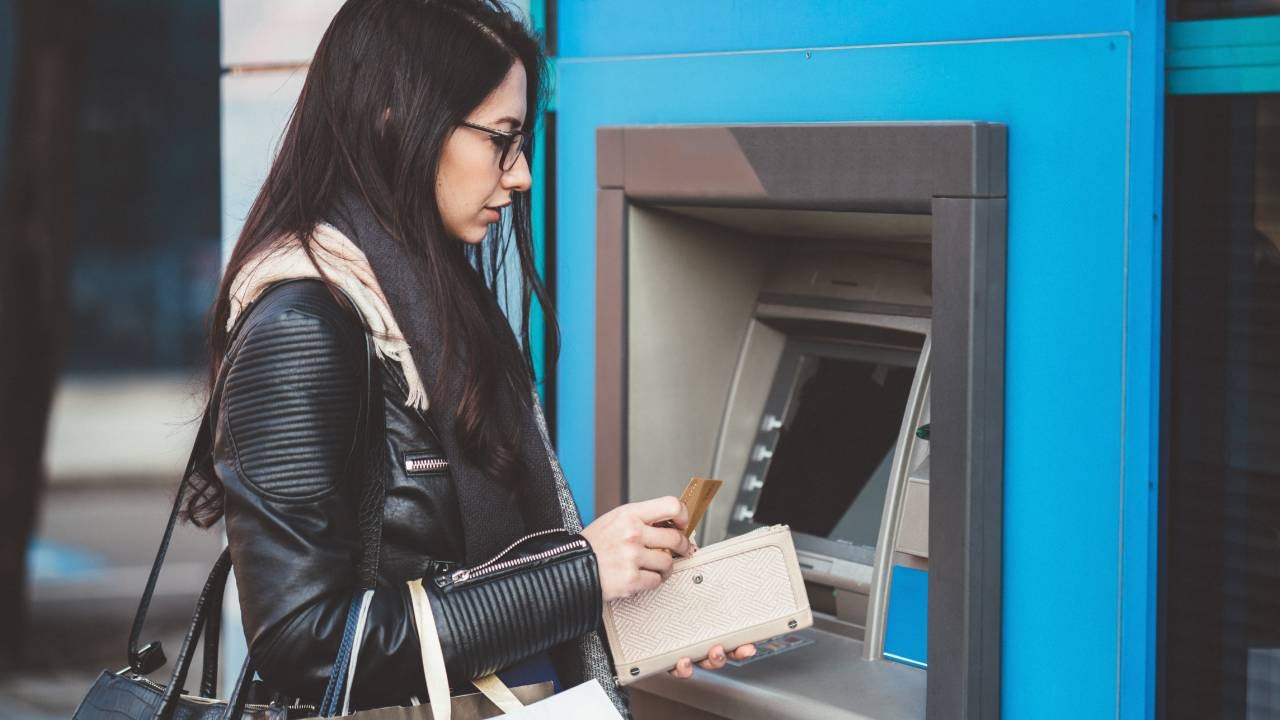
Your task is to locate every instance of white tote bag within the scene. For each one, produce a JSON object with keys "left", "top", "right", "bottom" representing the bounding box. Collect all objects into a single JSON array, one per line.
[{"left": 406, "top": 579, "right": 624, "bottom": 720}]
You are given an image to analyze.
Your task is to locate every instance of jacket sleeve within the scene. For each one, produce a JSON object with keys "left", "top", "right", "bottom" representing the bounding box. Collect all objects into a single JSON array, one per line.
[{"left": 214, "top": 282, "right": 603, "bottom": 708}]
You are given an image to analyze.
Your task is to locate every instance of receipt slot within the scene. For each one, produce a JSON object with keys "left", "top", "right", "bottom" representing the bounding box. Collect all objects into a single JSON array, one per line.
[{"left": 593, "top": 124, "right": 1006, "bottom": 720}]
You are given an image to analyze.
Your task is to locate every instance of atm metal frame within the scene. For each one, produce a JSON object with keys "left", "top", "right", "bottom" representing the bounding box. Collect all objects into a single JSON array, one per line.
[{"left": 593, "top": 122, "right": 1007, "bottom": 719}]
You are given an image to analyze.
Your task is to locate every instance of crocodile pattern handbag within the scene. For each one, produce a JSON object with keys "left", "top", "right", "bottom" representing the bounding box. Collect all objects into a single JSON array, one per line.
[{"left": 600, "top": 524, "right": 812, "bottom": 685}]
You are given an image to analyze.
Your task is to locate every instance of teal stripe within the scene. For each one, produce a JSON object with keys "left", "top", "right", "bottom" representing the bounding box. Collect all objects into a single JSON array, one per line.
[
  {"left": 1167, "top": 17, "right": 1280, "bottom": 95},
  {"left": 531, "top": 119, "right": 547, "bottom": 400},
  {"left": 529, "top": 0, "right": 549, "bottom": 399},
  {"left": 1168, "top": 15, "right": 1280, "bottom": 49},
  {"left": 1168, "top": 65, "right": 1280, "bottom": 94},
  {"left": 1168, "top": 45, "right": 1280, "bottom": 69}
]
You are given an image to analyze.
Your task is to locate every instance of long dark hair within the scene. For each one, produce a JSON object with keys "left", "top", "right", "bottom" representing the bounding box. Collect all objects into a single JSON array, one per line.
[{"left": 185, "top": 0, "right": 555, "bottom": 526}]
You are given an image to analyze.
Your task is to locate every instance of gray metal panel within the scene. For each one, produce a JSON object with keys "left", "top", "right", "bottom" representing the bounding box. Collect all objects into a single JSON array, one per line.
[
  {"left": 625, "top": 206, "right": 773, "bottom": 527},
  {"left": 731, "top": 123, "right": 1005, "bottom": 212},
  {"left": 864, "top": 337, "right": 933, "bottom": 661},
  {"left": 620, "top": 126, "right": 769, "bottom": 205},
  {"left": 596, "top": 121, "right": 1007, "bottom": 720},
  {"left": 595, "top": 189, "right": 629, "bottom": 516},
  {"left": 615, "top": 123, "right": 1005, "bottom": 213},
  {"left": 632, "top": 628, "right": 926, "bottom": 720},
  {"left": 706, "top": 319, "right": 787, "bottom": 546},
  {"left": 597, "top": 127, "right": 626, "bottom": 189},
  {"left": 929, "top": 197, "right": 1006, "bottom": 720},
  {"left": 973, "top": 124, "right": 1008, "bottom": 202}
]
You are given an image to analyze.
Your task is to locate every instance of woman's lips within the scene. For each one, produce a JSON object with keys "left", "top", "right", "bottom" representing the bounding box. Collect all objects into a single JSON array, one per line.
[{"left": 484, "top": 207, "right": 501, "bottom": 221}]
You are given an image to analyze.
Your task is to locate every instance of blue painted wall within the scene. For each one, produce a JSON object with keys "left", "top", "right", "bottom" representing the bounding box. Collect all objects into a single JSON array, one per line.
[
  {"left": 884, "top": 566, "right": 929, "bottom": 670},
  {"left": 557, "top": 1, "right": 1133, "bottom": 56},
  {"left": 551, "top": 2, "right": 1164, "bottom": 718},
  {"left": 1122, "top": 6, "right": 1166, "bottom": 720}
]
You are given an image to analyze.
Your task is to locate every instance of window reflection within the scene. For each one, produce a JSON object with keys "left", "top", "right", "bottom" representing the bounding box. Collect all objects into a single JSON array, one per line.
[
  {"left": 66, "top": 0, "right": 220, "bottom": 372},
  {"left": 1163, "top": 93, "right": 1280, "bottom": 719}
]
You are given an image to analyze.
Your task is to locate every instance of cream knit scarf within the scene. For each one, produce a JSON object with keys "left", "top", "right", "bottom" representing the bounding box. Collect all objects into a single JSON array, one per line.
[{"left": 226, "top": 223, "right": 430, "bottom": 413}]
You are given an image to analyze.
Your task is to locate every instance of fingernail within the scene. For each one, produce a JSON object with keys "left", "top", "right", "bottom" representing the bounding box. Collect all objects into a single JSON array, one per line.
[{"left": 713, "top": 651, "right": 725, "bottom": 662}]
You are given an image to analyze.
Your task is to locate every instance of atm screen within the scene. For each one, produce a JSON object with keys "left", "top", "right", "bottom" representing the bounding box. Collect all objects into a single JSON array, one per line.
[{"left": 753, "top": 346, "right": 917, "bottom": 548}]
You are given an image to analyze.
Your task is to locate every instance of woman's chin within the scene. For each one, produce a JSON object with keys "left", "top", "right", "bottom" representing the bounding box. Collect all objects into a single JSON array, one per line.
[{"left": 446, "top": 221, "right": 489, "bottom": 244}]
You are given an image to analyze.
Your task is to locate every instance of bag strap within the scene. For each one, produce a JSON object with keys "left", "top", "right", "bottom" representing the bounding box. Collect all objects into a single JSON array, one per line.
[
  {"left": 128, "top": 282, "right": 389, "bottom": 718},
  {"left": 126, "top": 300, "right": 248, "bottom": 675},
  {"left": 201, "top": 562, "right": 224, "bottom": 697},
  {"left": 471, "top": 675, "right": 524, "bottom": 711},
  {"left": 126, "top": 392, "right": 220, "bottom": 674},
  {"left": 342, "top": 589, "right": 376, "bottom": 714},
  {"left": 406, "top": 579, "right": 526, "bottom": 720},
  {"left": 318, "top": 589, "right": 369, "bottom": 716},
  {"left": 152, "top": 548, "right": 234, "bottom": 719},
  {"left": 219, "top": 656, "right": 254, "bottom": 720}
]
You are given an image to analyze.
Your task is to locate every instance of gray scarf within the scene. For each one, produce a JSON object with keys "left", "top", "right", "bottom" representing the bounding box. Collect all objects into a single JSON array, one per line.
[{"left": 324, "top": 191, "right": 631, "bottom": 716}]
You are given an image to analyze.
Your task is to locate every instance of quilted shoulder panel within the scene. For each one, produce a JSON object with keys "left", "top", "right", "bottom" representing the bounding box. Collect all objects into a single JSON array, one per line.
[{"left": 223, "top": 281, "right": 365, "bottom": 501}]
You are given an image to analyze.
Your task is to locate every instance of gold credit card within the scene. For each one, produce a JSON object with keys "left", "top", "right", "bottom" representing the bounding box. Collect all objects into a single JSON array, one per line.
[
  {"left": 659, "top": 477, "right": 722, "bottom": 553},
  {"left": 679, "top": 477, "right": 721, "bottom": 540}
]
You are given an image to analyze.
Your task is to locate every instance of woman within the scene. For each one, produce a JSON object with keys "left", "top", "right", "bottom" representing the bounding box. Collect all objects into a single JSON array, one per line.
[{"left": 185, "top": 0, "right": 753, "bottom": 714}]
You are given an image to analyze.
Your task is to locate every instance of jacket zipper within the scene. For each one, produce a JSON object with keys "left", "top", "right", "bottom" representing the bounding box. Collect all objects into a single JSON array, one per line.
[
  {"left": 450, "top": 539, "right": 589, "bottom": 584},
  {"left": 404, "top": 456, "right": 449, "bottom": 473},
  {"left": 449, "top": 527, "right": 580, "bottom": 584}
]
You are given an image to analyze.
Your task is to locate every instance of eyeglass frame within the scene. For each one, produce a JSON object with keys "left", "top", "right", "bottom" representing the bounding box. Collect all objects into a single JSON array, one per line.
[{"left": 460, "top": 121, "right": 531, "bottom": 172}]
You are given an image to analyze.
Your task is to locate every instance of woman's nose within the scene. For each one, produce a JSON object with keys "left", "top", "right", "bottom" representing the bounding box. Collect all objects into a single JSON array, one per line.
[{"left": 502, "top": 151, "right": 532, "bottom": 192}]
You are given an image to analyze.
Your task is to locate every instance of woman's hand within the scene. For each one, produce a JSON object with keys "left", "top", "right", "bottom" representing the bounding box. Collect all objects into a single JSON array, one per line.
[
  {"left": 670, "top": 643, "right": 758, "bottom": 678},
  {"left": 581, "top": 500, "right": 758, "bottom": 678},
  {"left": 581, "top": 496, "right": 693, "bottom": 603}
]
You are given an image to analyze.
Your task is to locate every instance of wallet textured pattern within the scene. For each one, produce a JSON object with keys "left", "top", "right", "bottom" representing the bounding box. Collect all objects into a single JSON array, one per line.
[
  {"left": 610, "top": 545, "right": 796, "bottom": 659},
  {"left": 601, "top": 524, "right": 813, "bottom": 684}
]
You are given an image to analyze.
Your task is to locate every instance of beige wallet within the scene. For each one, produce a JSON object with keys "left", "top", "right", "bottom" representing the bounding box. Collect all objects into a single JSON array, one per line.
[{"left": 601, "top": 524, "right": 813, "bottom": 685}]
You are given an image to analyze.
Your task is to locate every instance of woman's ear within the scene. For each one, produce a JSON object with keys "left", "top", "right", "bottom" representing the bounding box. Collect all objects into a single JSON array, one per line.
[{"left": 377, "top": 107, "right": 392, "bottom": 136}]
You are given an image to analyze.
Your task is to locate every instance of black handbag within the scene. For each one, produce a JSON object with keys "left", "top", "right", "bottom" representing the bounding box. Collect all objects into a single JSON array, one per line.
[{"left": 72, "top": 303, "right": 388, "bottom": 720}]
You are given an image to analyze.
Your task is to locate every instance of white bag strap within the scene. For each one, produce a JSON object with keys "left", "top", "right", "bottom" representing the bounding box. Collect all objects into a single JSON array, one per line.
[
  {"left": 407, "top": 579, "right": 526, "bottom": 719},
  {"left": 471, "top": 674, "right": 523, "bottom": 710},
  {"left": 407, "top": 579, "right": 453, "bottom": 720}
]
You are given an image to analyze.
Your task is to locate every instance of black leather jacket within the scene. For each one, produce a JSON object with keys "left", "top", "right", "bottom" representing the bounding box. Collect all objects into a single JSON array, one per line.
[{"left": 213, "top": 279, "right": 603, "bottom": 708}]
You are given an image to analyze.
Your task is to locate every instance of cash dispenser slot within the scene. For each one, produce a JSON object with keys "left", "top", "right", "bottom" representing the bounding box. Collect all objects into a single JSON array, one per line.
[{"left": 594, "top": 123, "right": 1006, "bottom": 720}]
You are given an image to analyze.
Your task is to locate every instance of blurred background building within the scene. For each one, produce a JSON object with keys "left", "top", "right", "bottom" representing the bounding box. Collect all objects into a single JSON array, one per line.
[
  {"left": 40, "top": 0, "right": 221, "bottom": 496},
  {"left": 0, "top": 1, "right": 1277, "bottom": 719},
  {"left": 1, "top": 1, "right": 224, "bottom": 718}
]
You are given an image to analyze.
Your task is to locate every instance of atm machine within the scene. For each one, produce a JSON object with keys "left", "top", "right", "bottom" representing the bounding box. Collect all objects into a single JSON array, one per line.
[{"left": 592, "top": 124, "right": 1006, "bottom": 720}]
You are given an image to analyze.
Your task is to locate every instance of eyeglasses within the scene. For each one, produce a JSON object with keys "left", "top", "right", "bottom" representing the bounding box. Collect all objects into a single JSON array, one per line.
[{"left": 460, "top": 121, "right": 531, "bottom": 172}]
